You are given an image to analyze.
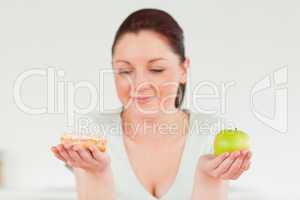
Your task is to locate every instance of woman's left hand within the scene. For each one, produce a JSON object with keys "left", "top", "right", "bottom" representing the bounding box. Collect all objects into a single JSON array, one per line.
[{"left": 197, "top": 150, "right": 252, "bottom": 180}]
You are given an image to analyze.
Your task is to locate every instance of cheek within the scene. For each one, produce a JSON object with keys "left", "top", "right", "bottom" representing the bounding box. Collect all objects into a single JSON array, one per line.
[
  {"left": 115, "top": 77, "right": 131, "bottom": 103},
  {"left": 159, "top": 83, "right": 179, "bottom": 98},
  {"left": 158, "top": 73, "right": 181, "bottom": 101},
  {"left": 160, "top": 70, "right": 181, "bottom": 93},
  {"left": 156, "top": 82, "right": 180, "bottom": 110}
]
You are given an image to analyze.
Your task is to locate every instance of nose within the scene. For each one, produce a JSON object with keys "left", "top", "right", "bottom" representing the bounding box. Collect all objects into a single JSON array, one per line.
[{"left": 131, "top": 71, "right": 153, "bottom": 95}]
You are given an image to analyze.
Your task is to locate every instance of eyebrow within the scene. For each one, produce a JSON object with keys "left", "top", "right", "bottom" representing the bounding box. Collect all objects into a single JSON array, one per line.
[
  {"left": 113, "top": 60, "right": 132, "bottom": 65},
  {"left": 113, "top": 57, "right": 167, "bottom": 65},
  {"left": 148, "top": 58, "right": 167, "bottom": 63}
]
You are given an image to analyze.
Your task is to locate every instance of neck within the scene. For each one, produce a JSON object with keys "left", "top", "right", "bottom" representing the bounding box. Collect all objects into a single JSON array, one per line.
[{"left": 120, "top": 107, "right": 189, "bottom": 144}]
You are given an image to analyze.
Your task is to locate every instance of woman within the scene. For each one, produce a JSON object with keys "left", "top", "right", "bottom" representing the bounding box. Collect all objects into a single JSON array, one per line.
[{"left": 51, "top": 8, "right": 252, "bottom": 200}]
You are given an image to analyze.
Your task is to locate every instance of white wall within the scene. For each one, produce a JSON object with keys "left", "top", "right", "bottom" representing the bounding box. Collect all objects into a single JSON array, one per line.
[{"left": 0, "top": 0, "right": 299, "bottom": 198}]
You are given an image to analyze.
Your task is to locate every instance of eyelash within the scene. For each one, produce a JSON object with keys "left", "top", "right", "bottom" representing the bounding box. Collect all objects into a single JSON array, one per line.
[
  {"left": 119, "top": 71, "right": 131, "bottom": 74},
  {"left": 150, "top": 69, "right": 164, "bottom": 73},
  {"left": 118, "top": 69, "right": 164, "bottom": 74}
]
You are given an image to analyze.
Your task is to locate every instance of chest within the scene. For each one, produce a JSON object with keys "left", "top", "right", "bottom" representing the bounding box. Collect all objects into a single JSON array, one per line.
[{"left": 125, "top": 141, "right": 186, "bottom": 198}]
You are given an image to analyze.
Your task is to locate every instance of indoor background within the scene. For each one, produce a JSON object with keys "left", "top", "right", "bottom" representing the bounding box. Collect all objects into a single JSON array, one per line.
[{"left": 0, "top": 0, "right": 299, "bottom": 199}]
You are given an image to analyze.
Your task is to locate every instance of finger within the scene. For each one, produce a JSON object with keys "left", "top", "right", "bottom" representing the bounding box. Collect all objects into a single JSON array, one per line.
[
  {"left": 212, "top": 151, "right": 240, "bottom": 178},
  {"left": 74, "top": 145, "right": 98, "bottom": 165},
  {"left": 89, "top": 145, "right": 107, "bottom": 162},
  {"left": 221, "top": 151, "right": 246, "bottom": 179},
  {"left": 63, "top": 143, "right": 73, "bottom": 150},
  {"left": 209, "top": 152, "right": 230, "bottom": 169},
  {"left": 51, "top": 146, "right": 66, "bottom": 162},
  {"left": 231, "top": 159, "right": 252, "bottom": 179},
  {"left": 244, "top": 160, "right": 251, "bottom": 171},
  {"left": 240, "top": 151, "right": 252, "bottom": 170},
  {"left": 68, "top": 145, "right": 84, "bottom": 165},
  {"left": 57, "top": 144, "right": 75, "bottom": 165}
]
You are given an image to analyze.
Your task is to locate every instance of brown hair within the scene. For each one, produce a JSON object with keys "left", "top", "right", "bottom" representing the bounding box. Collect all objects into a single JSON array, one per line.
[{"left": 112, "top": 8, "right": 186, "bottom": 108}]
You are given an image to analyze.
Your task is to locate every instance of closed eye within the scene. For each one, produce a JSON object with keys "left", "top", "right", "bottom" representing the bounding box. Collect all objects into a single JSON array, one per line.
[
  {"left": 150, "top": 69, "right": 164, "bottom": 73},
  {"left": 118, "top": 70, "right": 132, "bottom": 74},
  {"left": 120, "top": 71, "right": 131, "bottom": 74}
]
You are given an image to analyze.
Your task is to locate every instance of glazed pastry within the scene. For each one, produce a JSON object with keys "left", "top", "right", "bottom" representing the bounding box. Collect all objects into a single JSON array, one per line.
[{"left": 60, "top": 133, "right": 107, "bottom": 152}]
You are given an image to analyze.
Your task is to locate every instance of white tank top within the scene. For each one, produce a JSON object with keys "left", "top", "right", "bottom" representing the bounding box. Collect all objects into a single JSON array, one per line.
[{"left": 70, "top": 107, "right": 224, "bottom": 200}]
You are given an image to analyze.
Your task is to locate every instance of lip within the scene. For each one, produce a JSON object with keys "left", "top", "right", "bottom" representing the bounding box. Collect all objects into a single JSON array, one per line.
[{"left": 133, "top": 96, "right": 155, "bottom": 103}]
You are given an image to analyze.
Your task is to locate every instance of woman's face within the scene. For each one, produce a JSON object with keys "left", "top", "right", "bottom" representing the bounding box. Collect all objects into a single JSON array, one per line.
[{"left": 112, "top": 30, "right": 189, "bottom": 117}]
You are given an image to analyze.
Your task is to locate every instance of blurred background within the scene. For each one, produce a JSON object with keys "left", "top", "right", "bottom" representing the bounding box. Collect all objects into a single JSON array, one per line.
[{"left": 0, "top": 0, "right": 299, "bottom": 199}]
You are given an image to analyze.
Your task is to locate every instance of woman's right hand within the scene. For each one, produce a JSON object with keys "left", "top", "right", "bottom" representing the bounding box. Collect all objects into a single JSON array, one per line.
[{"left": 51, "top": 143, "right": 111, "bottom": 175}]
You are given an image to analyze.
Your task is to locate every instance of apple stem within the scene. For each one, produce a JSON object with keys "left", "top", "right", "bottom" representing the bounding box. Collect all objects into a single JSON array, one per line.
[{"left": 235, "top": 128, "right": 237, "bottom": 131}]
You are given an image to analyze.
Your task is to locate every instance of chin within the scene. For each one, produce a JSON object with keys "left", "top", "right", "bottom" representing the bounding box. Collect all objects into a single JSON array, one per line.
[{"left": 127, "top": 103, "right": 161, "bottom": 118}]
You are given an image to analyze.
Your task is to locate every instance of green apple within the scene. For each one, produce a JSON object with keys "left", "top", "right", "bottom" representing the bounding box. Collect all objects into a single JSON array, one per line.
[{"left": 214, "top": 128, "right": 250, "bottom": 156}]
